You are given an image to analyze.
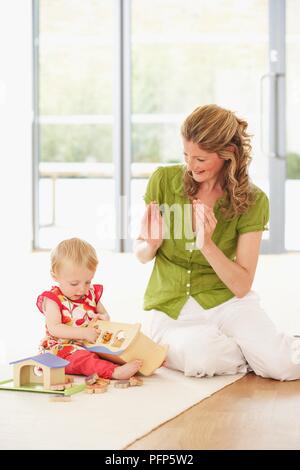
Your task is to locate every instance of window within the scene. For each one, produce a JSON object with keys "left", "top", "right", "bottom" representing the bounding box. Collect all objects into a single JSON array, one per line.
[
  {"left": 36, "top": 0, "right": 114, "bottom": 250},
  {"left": 34, "top": 0, "right": 295, "bottom": 253}
]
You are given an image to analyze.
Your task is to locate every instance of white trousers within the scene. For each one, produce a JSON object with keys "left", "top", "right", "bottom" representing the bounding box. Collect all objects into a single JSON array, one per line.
[{"left": 141, "top": 291, "right": 300, "bottom": 381}]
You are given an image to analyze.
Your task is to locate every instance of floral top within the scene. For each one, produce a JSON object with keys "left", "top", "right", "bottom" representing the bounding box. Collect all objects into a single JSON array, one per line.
[{"left": 36, "top": 284, "right": 103, "bottom": 358}]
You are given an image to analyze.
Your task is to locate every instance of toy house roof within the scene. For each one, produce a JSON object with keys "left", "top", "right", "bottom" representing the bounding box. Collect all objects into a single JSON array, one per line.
[{"left": 10, "top": 353, "right": 69, "bottom": 368}]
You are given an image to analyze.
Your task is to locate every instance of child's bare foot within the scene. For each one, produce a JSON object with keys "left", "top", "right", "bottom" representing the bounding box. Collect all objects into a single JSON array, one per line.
[{"left": 112, "top": 360, "right": 143, "bottom": 380}]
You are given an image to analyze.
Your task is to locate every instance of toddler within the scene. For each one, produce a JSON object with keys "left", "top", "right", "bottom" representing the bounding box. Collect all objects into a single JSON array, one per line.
[{"left": 37, "top": 237, "right": 143, "bottom": 379}]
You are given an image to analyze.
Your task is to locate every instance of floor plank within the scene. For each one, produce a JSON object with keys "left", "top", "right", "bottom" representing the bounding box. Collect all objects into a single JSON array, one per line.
[{"left": 126, "top": 373, "right": 300, "bottom": 450}]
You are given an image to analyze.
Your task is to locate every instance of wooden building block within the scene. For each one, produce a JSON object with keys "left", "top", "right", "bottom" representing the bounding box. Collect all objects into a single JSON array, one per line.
[
  {"left": 85, "top": 373, "right": 99, "bottom": 385},
  {"left": 96, "top": 378, "right": 110, "bottom": 385},
  {"left": 85, "top": 384, "right": 107, "bottom": 394},
  {"left": 94, "top": 387, "right": 107, "bottom": 394},
  {"left": 114, "top": 380, "right": 130, "bottom": 389},
  {"left": 50, "top": 384, "right": 65, "bottom": 391},
  {"left": 86, "top": 384, "right": 95, "bottom": 391},
  {"left": 129, "top": 376, "right": 143, "bottom": 387},
  {"left": 64, "top": 383, "right": 73, "bottom": 389},
  {"left": 93, "top": 383, "right": 107, "bottom": 390},
  {"left": 49, "top": 395, "right": 72, "bottom": 402},
  {"left": 86, "top": 383, "right": 108, "bottom": 392}
]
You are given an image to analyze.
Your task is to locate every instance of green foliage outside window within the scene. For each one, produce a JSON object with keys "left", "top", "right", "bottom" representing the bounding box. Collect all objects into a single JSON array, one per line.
[
  {"left": 41, "top": 125, "right": 112, "bottom": 163},
  {"left": 287, "top": 152, "right": 300, "bottom": 179},
  {"left": 39, "top": 0, "right": 300, "bottom": 176}
]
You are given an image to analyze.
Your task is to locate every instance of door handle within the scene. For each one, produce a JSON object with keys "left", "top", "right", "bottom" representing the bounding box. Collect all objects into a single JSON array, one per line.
[{"left": 260, "top": 72, "right": 285, "bottom": 160}]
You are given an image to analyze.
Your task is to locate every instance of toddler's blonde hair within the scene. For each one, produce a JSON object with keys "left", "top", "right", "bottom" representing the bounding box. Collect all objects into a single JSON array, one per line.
[{"left": 51, "top": 238, "right": 98, "bottom": 276}]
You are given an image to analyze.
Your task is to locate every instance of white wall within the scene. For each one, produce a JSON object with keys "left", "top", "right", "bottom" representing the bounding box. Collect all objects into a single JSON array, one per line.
[{"left": 0, "top": 0, "right": 33, "bottom": 257}]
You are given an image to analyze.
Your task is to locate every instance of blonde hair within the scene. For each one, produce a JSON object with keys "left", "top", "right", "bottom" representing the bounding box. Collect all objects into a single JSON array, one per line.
[
  {"left": 51, "top": 238, "right": 98, "bottom": 276},
  {"left": 181, "top": 104, "right": 256, "bottom": 219}
]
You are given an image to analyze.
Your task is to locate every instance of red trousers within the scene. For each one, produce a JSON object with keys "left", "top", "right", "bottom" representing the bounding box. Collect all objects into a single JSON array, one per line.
[{"left": 65, "top": 349, "right": 118, "bottom": 379}]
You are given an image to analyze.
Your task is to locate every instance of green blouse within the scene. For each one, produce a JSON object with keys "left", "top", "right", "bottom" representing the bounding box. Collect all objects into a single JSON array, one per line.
[{"left": 143, "top": 164, "right": 269, "bottom": 319}]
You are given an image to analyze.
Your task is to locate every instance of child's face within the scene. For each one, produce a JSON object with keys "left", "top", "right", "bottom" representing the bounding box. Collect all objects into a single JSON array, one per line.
[{"left": 53, "top": 262, "right": 95, "bottom": 300}]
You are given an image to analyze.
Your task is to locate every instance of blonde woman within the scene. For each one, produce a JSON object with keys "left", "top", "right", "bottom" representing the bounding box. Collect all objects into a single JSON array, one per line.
[{"left": 135, "top": 104, "right": 299, "bottom": 381}]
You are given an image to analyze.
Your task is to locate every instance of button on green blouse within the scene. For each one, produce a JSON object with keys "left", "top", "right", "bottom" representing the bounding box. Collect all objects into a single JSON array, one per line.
[{"left": 143, "top": 164, "right": 269, "bottom": 319}]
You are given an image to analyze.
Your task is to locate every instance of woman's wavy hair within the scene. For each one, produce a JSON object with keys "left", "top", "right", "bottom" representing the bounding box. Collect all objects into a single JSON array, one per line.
[{"left": 181, "top": 104, "right": 256, "bottom": 219}]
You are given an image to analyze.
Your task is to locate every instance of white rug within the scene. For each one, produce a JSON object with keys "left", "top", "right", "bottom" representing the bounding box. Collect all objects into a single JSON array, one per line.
[
  {"left": 0, "top": 368, "right": 244, "bottom": 450},
  {"left": 1, "top": 250, "right": 299, "bottom": 450}
]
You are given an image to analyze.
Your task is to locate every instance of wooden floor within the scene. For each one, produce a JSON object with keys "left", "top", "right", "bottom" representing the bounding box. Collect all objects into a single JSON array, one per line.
[{"left": 126, "top": 373, "right": 300, "bottom": 450}]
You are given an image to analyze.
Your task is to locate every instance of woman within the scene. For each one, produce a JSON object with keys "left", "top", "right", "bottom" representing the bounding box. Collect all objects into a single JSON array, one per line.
[{"left": 134, "top": 104, "right": 300, "bottom": 381}]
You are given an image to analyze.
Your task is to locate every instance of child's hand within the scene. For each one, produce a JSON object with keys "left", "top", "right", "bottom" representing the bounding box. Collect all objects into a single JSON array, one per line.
[
  {"left": 82, "top": 327, "right": 100, "bottom": 343},
  {"left": 95, "top": 312, "right": 110, "bottom": 321}
]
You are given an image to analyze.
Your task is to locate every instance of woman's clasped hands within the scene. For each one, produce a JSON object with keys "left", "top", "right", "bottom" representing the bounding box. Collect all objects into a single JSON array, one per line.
[
  {"left": 140, "top": 201, "right": 164, "bottom": 250},
  {"left": 193, "top": 199, "right": 218, "bottom": 250}
]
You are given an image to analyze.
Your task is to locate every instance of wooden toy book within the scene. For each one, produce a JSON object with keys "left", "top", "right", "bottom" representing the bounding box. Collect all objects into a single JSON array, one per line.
[{"left": 84, "top": 320, "right": 168, "bottom": 376}]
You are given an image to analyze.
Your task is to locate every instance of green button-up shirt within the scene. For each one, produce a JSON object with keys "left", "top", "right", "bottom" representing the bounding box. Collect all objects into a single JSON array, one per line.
[{"left": 143, "top": 164, "right": 269, "bottom": 319}]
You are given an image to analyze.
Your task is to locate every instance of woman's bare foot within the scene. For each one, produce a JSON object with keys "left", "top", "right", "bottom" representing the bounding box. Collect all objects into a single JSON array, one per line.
[{"left": 112, "top": 359, "right": 143, "bottom": 380}]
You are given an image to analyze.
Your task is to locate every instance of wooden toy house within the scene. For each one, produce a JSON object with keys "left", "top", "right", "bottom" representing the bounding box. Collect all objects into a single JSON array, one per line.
[
  {"left": 84, "top": 320, "right": 168, "bottom": 376},
  {"left": 0, "top": 353, "right": 85, "bottom": 395},
  {"left": 10, "top": 353, "right": 69, "bottom": 390}
]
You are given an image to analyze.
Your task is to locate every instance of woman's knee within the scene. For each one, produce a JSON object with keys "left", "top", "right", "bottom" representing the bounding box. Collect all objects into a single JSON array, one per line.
[
  {"left": 253, "top": 363, "right": 297, "bottom": 381},
  {"left": 172, "top": 328, "right": 246, "bottom": 377},
  {"left": 165, "top": 326, "right": 245, "bottom": 377},
  {"left": 184, "top": 337, "right": 245, "bottom": 377},
  {"left": 184, "top": 349, "right": 221, "bottom": 377},
  {"left": 247, "top": 343, "right": 300, "bottom": 381},
  {"left": 257, "top": 357, "right": 300, "bottom": 381}
]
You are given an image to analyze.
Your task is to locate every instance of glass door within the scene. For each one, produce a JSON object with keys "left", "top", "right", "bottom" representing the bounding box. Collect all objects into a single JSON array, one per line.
[
  {"left": 33, "top": 0, "right": 292, "bottom": 254},
  {"left": 129, "top": 0, "right": 273, "bottom": 251},
  {"left": 33, "top": 0, "right": 115, "bottom": 251},
  {"left": 286, "top": 0, "right": 300, "bottom": 251}
]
